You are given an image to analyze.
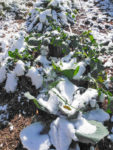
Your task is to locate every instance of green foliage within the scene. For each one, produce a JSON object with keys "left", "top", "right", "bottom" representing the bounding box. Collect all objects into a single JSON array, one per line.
[
  {"left": 24, "top": 92, "right": 41, "bottom": 109},
  {"left": 52, "top": 61, "right": 79, "bottom": 80},
  {"left": 8, "top": 49, "right": 23, "bottom": 61}
]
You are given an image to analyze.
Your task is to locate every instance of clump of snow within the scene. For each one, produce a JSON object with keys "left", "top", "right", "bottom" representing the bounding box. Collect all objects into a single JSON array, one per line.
[
  {"left": 90, "top": 146, "right": 95, "bottom": 150},
  {"left": 13, "top": 60, "right": 25, "bottom": 76},
  {"left": 20, "top": 122, "right": 51, "bottom": 150},
  {"left": 99, "top": 92, "right": 106, "bottom": 102},
  {"left": 9, "top": 31, "right": 26, "bottom": 52},
  {"left": 27, "top": 0, "right": 76, "bottom": 32},
  {"left": 0, "top": 104, "right": 7, "bottom": 111},
  {"left": 49, "top": 117, "right": 78, "bottom": 150},
  {"left": 61, "top": 51, "right": 74, "bottom": 62},
  {"left": 56, "top": 78, "right": 78, "bottom": 103},
  {"left": 35, "top": 55, "right": 51, "bottom": 67},
  {"left": 89, "top": 99, "right": 96, "bottom": 108},
  {"left": 57, "top": 57, "right": 77, "bottom": 70},
  {"left": 26, "top": 67, "right": 43, "bottom": 89},
  {"left": 74, "top": 117, "right": 96, "bottom": 135},
  {"left": 83, "top": 109, "right": 110, "bottom": 122},
  {"left": 73, "top": 62, "right": 86, "bottom": 80},
  {"left": 0, "top": 64, "right": 7, "bottom": 83},
  {"left": 0, "top": 104, "right": 9, "bottom": 123},
  {"left": 62, "top": 88, "right": 98, "bottom": 117},
  {"left": 104, "top": 57, "right": 113, "bottom": 68},
  {"left": 38, "top": 89, "right": 60, "bottom": 114},
  {"left": 4, "top": 72, "right": 18, "bottom": 93},
  {"left": 108, "top": 134, "right": 113, "bottom": 142}
]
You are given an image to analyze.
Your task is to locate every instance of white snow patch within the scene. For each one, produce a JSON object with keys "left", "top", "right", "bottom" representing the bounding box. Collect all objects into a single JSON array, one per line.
[
  {"left": 5, "top": 72, "right": 18, "bottom": 93},
  {"left": 38, "top": 89, "right": 60, "bottom": 114},
  {"left": 35, "top": 55, "right": 51, "bottom": 67},
  {"left": 108, "top": 134, "right": 113, "bottom": 142},
  {"left": 10, "top": 33, "right": 25, "bottom": 52},
  {"left": 73, "top": 62, "right": 86, "bottom": 80},
  {"left": 20, "top": 122, "right": 51, "bottom": 150},
  {"left": 0, "top": 64, "right": 7, "bottom": 83},
  {"left": 84, "top": 109, "right": 110, "bottom": 122},
  {"left": 74, "top": 117, "right": 96, "bottom": 134},
  {"left": 0, "top": 104, "right": 7, "bottom": 111},
  {"left": 99, "top": 92, "right": 106, "bottom": 102},
  {"left": 64, "top": 88, "right": 98, "bottom": 116},
  {"left": 14, "top": 60, "right": 25, "bottom": 76},
  {"left": 58, "top": 57, "right": 77, "bottom": 70},
  {"left": 61, "top": 52, "right": 74, "bottom": 62},
  {"left": 26, "top": 67, "right": 43, "bottom": 89},
  {"left": 56, "top": 78, "right": 78, "bottom": 103},
  {"left": 111, "top": 116, "right": 113, "bottom": 122},
  {"left": 104, "top": 58, "right": 113, "bottom": 68},
  {"left": 49, "top": 117, "right": 78, "bottom": 150}
]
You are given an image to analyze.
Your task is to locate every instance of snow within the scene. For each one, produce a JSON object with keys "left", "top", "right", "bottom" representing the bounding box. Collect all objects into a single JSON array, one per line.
[
  {"left": 73, "top": 62, "right": 86, "bottom": 80},
  {"left": 56, "top": 78, "right": 78, "bottom": 103},
  {"left": 84, "top": 109, "right": 110, "bottom": 122},
  {"left": 0, "top": 105, "right": 7, "bottom": 111},
  {"left": 20, "top": 122, "right": 51, "bottom": 150},
  {"left": 26, "top": 67, "right": 43, "bottom": 89},
  {"left": 90, "top": 146, "right": 95, "bottom": 150},
  {"left": 111, "top": 116, "right": 113, "bottom": 122},
  {"left": 0, "top": 64, "right": 7, "bottom": 83},
  {"left": 89, "top": 99, "right": 96, "bottom": 108},
  {"left": 9, "top": 32, "right": 26, "bottom": 52},
  {"left": 0, "top": 104, "right": 9, "bottom": 123},
  {"left": 59, "top": 57, "right": 77, "bottom": 70},
  {"left": 4, "top": 72, "right": 18, "bottom": 93},
  {"left": 14, "top": 60, "right": 25, "bottom": 76},
  {"left": 108, "top": 134, "right": 113, "bottom": 142},
  {"left": 49, "top": 117, "right": 78, "bottom": 150},
  {"left": 35, "top": 55, "right": 51, "bottom": 67},
  {"left": 38, "top": 89, "right": 60, "bottom": 114},
  {"left": 104, "top": 57, "right": 113, "bottom": 68},
  {"left": 64, "top": 88, "right": 98, "bottom": 116},
  {"left": 49, "top": 116, "right": 96, "bottom": 150},
  {"left": 61, "top": 51, "right": 74, "bottom": 62},
  {"left": 74, "top": 117, "right": 96, "bottom": 134},
  {"left": 99, "top": 92, "right": 106, "bottom": 102}
]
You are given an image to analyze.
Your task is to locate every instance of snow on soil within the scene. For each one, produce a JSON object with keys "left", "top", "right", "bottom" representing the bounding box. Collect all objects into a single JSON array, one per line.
[{"left": 0, "top": 0, "right": 113, "bottom": 149}]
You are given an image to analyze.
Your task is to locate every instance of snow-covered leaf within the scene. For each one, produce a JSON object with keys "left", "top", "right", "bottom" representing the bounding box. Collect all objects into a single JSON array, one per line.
[
  {"left": 75, "top": 120, "right": 109, "bottom": 144},
  {"left": 20, "top": 122, "right": 51, "bottom": 150}
]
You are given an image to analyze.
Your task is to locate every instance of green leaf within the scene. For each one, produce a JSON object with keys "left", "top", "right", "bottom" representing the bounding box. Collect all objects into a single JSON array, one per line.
[
  {"left": 106, "top": 108, "right": 112, "bottom": 114},
  {"left": 97, "top": 76, "right": 104, "bottom": 83},
  {"left": 49, "top": 80, "right": 61, "bottom": 89},
  {"left": 73, "top": 66, "right": 80, "bottom": 76},
  {"left": 61, "top": 69, "right": 74, "bottom": 80},
  {"left": 52, "top": 61, "right": 61, "bottom": 72},
  {"left": 24, "top": 92, "right": 40, "bottom": 109}
]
